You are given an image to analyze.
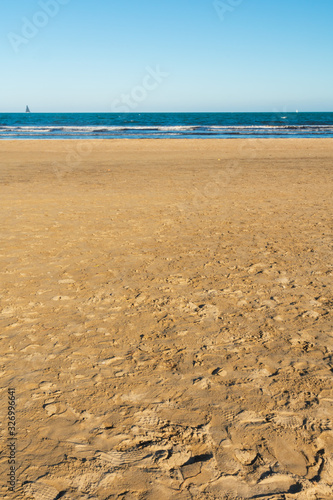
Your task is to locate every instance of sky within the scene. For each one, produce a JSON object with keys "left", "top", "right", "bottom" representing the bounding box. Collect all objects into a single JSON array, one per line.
[{"left": 1, "top": 0, "right": 333, "bottom": 112}]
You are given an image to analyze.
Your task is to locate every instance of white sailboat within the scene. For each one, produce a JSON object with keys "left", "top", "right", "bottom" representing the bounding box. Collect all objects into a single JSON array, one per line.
[{"left": 26, "top": 105, "right": 31, "bottom": 113}]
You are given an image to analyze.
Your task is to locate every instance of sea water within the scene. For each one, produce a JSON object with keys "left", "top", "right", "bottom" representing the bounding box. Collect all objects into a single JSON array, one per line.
[{"left": 0, "top": 112, "right": 333, "bottom": 139}]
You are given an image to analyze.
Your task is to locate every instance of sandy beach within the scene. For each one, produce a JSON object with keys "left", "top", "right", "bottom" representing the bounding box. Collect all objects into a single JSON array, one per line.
[{"left": 0, "top": 139, "right": 332, "bottom": 499}]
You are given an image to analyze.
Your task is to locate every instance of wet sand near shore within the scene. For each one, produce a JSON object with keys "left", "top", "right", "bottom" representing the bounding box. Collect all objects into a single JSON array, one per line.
[{"left": 0, "top": 139, "right": 332, "bottom": 499}]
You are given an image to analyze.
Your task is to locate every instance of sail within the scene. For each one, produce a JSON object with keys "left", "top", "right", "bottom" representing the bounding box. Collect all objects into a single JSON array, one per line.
[{"left": 26, "top": 105, "right": 30, "bottom": 113}]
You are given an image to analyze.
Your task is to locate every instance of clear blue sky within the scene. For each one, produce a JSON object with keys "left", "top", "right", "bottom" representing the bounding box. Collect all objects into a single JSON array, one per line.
[{"left": 1, "top": 0, "right": 332, "bottom": 112}]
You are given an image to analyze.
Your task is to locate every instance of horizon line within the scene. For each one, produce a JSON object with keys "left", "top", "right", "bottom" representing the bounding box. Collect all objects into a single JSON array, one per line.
[{"left": 2, "top": 110, "right": 333, "bottom": 114}]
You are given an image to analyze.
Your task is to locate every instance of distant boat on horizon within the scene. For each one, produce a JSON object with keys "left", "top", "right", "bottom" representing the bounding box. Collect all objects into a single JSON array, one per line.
[{"left": 26, "top": 105, "right": 31, "bottom": 113}]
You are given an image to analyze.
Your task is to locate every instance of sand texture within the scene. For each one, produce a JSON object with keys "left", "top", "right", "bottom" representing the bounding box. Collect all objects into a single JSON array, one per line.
[{"left": 0, "top": 139, "right": 332, "bottom": 499}]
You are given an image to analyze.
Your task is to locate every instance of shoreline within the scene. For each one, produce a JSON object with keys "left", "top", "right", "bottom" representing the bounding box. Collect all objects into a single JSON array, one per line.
[{"left": 1, "top": 136, "right": 333, "bottom": 141}]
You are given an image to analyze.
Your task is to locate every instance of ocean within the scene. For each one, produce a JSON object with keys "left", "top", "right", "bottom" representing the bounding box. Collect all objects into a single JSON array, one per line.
[{"left": 0, "top": 112, "right": 333, "bottom": 139}]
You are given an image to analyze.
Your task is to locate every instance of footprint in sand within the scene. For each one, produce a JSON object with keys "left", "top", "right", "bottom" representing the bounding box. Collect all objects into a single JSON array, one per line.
[
  {"left": 273, "top": 412, "right": 304, "bottom": 429},
  {"left": 270, "top": 434, "right": 308, "bottom": 476},
  {"left": 58, "top": 278, "right": 76, "bottom": 284},
  {"left": 97, "top": 448, "right": 154, "bottom": 467},
  {"left": 23, "top": 482, "right": 60, "bottom": 500},
  {"left": 134, "top": 409, "right": 160, "bottom": 429},
  {"left": 197, "top": 304, "right": 220, "bottom": 321}
]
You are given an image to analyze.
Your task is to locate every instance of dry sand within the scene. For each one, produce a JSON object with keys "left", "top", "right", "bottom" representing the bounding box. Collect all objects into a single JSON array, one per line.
[{"left": 0, "top": 139, "right": 332, "bottom": 499}]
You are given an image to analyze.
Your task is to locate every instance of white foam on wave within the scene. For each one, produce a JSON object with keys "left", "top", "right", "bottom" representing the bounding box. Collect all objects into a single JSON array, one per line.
[{"left": 1, "top": 123, "right": 333, "bottom": 139}]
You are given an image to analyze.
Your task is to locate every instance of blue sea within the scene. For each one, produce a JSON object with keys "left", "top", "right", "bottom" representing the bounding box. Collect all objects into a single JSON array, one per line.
[{"left": 0, "top": 112, "right": 333, "bottom": 139}]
